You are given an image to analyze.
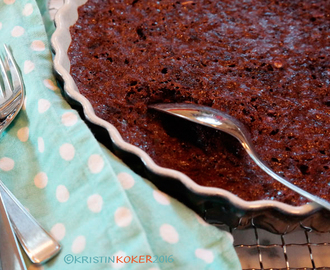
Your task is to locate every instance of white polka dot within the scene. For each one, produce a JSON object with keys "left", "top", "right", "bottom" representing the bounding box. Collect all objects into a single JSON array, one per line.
[
  {"left": 88, "top": 154, "right": 104, "bottom": 174},
  {"left": 0, "top": 23, "right": 2, "bottom": 30},
  {"left": 22, "top": 3, "right": 33, "bottom": 16},
  {"left": 160, "top": 224, "right": 179, "bottom": 244},
  {"left": 11, "top": 26, "right": 24, "bottom": 37},
  {"left": 117, "top": 172, "right": 135, "bottom": 190},
  {"left": 59, "top": 143, "right": 75, "bottom": 161},
  {"left": 43, "top": 79, "right": 58, "bottom": 91},
  {"left": 195, "top": 249, "right": 214, "bottom": 264},
  {"left": 31, "top": 40, "right": 45, "bottom": 51},
  {"left": 50, "top": 223, "right": 66, "bottom": 241},
  {"left": 61, "top": 112, "right": 78, "bottom": 126},
  {"left": 17, "top": 127, "right": 29, "bottom": 142},
  {"left": 56, "top": 185, "right": 69, "bottom": 202},
  {"left": 87, "top": 194, "right": 103, "bottom": 213},
  {"left": 148, "top": 268, "right": 160, "bottom": 270},
  {"left": 34, "top": 172, "right": 48, "bottom": 189},
  {"left": 71, "top": 235, "right": 86, "bottom": 254},
  {"left": 0, "top": 157, "right": 14, "bottom": 171},
  {"left": 114, "top": 207, "right": 132, "bottom": 227},
  {"left": 111, "top": 251, "right": 126, "bottom": 269},
  {"left": 4, "top": 0, "right": 15, "bottom": 4},
  {"left": 38, "top": 99, "right": 51, "bottom": 113},
  {"left": 38, "top": 137, "right": 45, "bottom": 153},
  {"left": 24, "top": 60, "right": 35, "bottom": 74},
  {"left": 153, "top": 190, "right": 171, "bottom": 205},
  {"left": 28, "top": 265, "right": 44, "bottom": 270}
]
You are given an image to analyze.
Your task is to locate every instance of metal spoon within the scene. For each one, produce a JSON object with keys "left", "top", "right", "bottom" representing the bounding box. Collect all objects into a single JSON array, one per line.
[
  {"left": 0, "top": 181, "right": 61, "bottom": 264},
  {"left": 0, "top": 193, "right": 26, "bottom": 270},
  {"left": 149, "top": 103, "right": 330, "bottom": 211}
]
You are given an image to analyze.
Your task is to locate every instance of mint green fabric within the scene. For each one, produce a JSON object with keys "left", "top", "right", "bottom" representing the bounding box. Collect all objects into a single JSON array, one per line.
[{"left": 0, "top": 1, "right": 241, "bottom": 269}]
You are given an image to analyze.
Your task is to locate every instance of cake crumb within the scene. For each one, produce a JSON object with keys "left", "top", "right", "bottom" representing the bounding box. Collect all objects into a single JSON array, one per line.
[
  {"left": 273, "top": 60, "right": 283, "bottom": 69},
  {"left": 181, "top": 1, "right": 194, "bottom": 5}
]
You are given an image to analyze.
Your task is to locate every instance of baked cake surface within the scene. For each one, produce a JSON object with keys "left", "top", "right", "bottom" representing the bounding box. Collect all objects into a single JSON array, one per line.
[{"left": 68, "top": 0, "right": 330, "bottom": 205}]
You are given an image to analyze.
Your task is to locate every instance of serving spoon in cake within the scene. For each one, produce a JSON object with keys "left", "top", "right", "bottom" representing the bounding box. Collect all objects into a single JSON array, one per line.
[{"left": 150, "top": 103, "right": 330, "bottom": 211}]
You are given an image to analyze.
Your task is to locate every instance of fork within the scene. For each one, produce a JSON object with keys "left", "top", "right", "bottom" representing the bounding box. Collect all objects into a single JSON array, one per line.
[
  {"left": 0, "top": 46, "right": 24, "bottom": 130},
  {"left": 0, "top": 45, "right": 61, "bottom": 267}
]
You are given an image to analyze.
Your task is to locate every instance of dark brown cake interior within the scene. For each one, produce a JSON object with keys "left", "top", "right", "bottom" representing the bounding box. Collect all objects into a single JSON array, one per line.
[{"left": 68, "top": 0, "right": 330, "bottom": 205}]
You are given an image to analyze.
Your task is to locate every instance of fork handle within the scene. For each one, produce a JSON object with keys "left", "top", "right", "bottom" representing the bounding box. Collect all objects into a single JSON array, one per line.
[
  {"left": 0, "top": 192, "right": 26, "bottom": 270},
  {"left": 0, "top": 181, "right": 61, "bottom": 264}
]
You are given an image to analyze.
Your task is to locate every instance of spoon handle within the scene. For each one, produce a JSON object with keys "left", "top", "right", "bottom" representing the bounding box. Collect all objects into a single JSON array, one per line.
[
  {"left": 242, "top": 140, "right": 330, "bottom": 210},
  {"left": 0, "top": 192, "right": 26, "bottom": 270},
  {"left": 0, "top": 181, "right": 61, "bottom": 264}
]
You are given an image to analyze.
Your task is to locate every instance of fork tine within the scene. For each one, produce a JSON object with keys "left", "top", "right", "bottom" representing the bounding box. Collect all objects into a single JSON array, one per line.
[
  {"left": 4, "top": 45, "right": 23, "bottom": 95},
  {"left": 0, "top": 55, "right": 12, "bottom": 99},
  {"left": 0, "top": 75, "right": 4, "bottom": 101},
  {"left": 0, "top": 45, "right": 24, "bottom": 119}
]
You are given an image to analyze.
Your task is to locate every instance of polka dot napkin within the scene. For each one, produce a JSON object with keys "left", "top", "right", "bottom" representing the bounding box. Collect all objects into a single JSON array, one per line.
[{"left": 0, "top": 1, "right": 241, "bottom": 269}]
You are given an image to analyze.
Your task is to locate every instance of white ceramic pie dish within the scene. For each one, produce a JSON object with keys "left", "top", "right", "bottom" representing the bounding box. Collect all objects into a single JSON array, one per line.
[{"left": 51, "top": 0, "right": 330, "bottom": 233}]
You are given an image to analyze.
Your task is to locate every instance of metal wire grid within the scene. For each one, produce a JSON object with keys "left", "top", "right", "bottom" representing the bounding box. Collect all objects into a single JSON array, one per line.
[{"left": 216, "top": 223, "right": 330, "bottom": 269}]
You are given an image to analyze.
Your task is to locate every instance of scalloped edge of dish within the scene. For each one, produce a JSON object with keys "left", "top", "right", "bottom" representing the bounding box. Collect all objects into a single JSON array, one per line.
[{"left": 51, "top": 0, "right": 329, "bottom": 232}]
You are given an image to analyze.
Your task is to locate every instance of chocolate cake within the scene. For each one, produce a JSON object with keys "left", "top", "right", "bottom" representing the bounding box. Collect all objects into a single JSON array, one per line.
[{"left": 68, "top": 0, "right": 330, "bottom": 206}]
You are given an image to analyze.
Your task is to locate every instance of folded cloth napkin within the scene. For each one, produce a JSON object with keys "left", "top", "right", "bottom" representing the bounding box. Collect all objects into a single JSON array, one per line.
[{"left": 0, "top": 1, "right": 241, "bottom": 269}]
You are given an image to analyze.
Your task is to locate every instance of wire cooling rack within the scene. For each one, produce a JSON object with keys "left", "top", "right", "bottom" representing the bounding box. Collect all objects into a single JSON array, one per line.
[{"left": 216, "top": 223, "right": 330, "bottom": 269}]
